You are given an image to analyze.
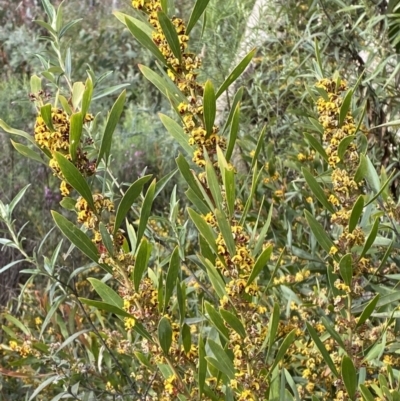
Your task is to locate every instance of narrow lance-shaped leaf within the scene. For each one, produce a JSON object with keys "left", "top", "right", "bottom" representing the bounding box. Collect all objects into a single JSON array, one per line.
[
  {"left": 267, "top": 303, "right": 280, "bottom": 358},
  {"left": 306, "top": 322, "right": 339, "bottom": 377},
  {"left": 97, "top": 90, "right": 126, "bottom": 166},
  {"left": 304, "top": 210, "right": 335, "bottom": 256},
  {"left": 113, "top": 175, "right": 152, "bottom": 235},
  {"left": 0, "top": 119, "right": 37, "bottom": 145},
  {"left": 164, "top": 246, "right": 180, "bottom": 312},
  {"left": 198, "top": 335, "right": 207, "bottom": 399},
  {"left": 176, "top": 153, "right": 204, "bottom": 199},
  {"left": 339, "top": 253, "right": 353, "bottom": 287},
  {"left": 54, "top": 152, "right": 95, "bottom": 210},
  {"left": 302, "top": 167, "right": 335, "bottom": 213},
  {"left": 339, "top": 90, "right": 353, "bottom": 127},
  {"left": 159, "top": 113, "right": 193, "bottom": 156},
  {"left": 158, "top": 11, "right": 181, "bottom": 62},
  {"left": 215, "top": 209, "right": 235, "bottom": 256},
  {"left": 203, "top": 80, "right": 216, "bottom": 137},
  {"left": 87, "top": 278, "right": 123, "bottom": 307},
  {"left": 11, "top": 140, "right": 46, "bottom": 165},
  {"left": 99, "top": 222, "right": 114, "bottom": 255},
  {"left": 125, "top": 17, "right": 167, "bottom": 66},
  {"left": 71, "top": 82, "right": 85, "bottom": 110},
  {"left": 360, "top": 217, "right": 379, "bottom": 258},
  {"left": 203, "top": 258, "right": 226, "bottom": 299},
  {"left": 269, "top": 329, "right": 296, "bottom": 374},
  {"left": 216, "top": 48, "right": 256, "bottom": 98},
  {"left": 158, "top": 317, "right": 173, "bottom": 354},
  {"left": 349, "top": 195, "right": 364, "bottom": 233},
  {"left": 205, "top": 301, "right": 229, "bottom": 341},
  {"left": 337, "top": 135, "right": 355, "bottom": 161},
  {"left": 246, "top": 244, "right": 273, "bottom": 286},
  {"left": 69, "top": 112, "right": 83, "bottom": 162},
  {"left": 206, "top": 339, "right": 235, "bottom": 379},
  {"left": 220, "top": 309, "right": 246, "bottom": 338},
  {"left": 136, "top": 180, "right": 156, "bottom": 248},
  {"left": 304, "top": 133, "right": 329, "bottom": 162},
  {"left": 225, "top": 102, "right": 240, "bottom": 162},
  {"left": 81, "top": 77, "right": 93, "bottom": 116},
  {"left": 40, "top": 104, "right": 55, "bottom": 131},
  {"left": 342, "top": 355, "right": 357, "bottom": 399},
  {"left": 186, "top": 0, "right": 211, "bottom": 34},
  {"left": 52, "top": 211, "right": 111, "bottom": 274},
  {"left": 356, "top": 294, "right": 380, "bottom": 328},
  {"left": 222, "top": 87, "right": 243, "bottom": 133},
  {"left": 134, "top": 238, "right": 150, "bottom": 291},
  {"left": 188, "top": 208, "right": 217, "bottom": 253}
]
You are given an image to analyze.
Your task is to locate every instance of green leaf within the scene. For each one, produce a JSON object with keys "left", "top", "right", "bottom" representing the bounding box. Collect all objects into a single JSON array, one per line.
[
  {"left": 337, "top": 135, "right": 356, "bottom": 161},
  {"left": 185, "top": 188, "right": 209, "bottom": 214},
  {"left": 246, "top": 244, "right": 272, "bottom": 286},
  {"left": 342, "top": 355, "right": 357, "bottom": 399},
  {"left": 355, "top": 154, "right": 380, "bottom": 192},
  {"left": 339, "top": 253, "right": 353, "bottom": 287},
  {"left": 360, "top": 217, "right": 379, "bottom": 258},
  {"left": 97, "top": 90, "right": 126, "bottom": 166},
  {"left": 0, "top": 119, "right": 36, "bottom": 145},
  {"left": 99, "top": 222, "right": 114, "bottom": 255},
  {"left": 69, "top": 112, "right": 83, "bottom": 162},
  {"left": 349, "top": 195, "right": 364, "bottom": 233},
  {"left": 54, "top": 152, "right": 94, "bottom": 210},
  {"left": 113, "top": 11, "right": 153, "bottom": 37},
  {"left": 302, "top": 168, "right": 335, "bottom": 213},
  {"left": 92, "top": 83, "right": 131, "bottom": 101},
  {"left": 188, "top": 208, "right": 217, "bottom": 254},
  {"left": 40, "top": 104, "right": 55, "bottom": 132},
  {"left": 198, "top": 335, "right": 207, "bottom": 399},
  {"left": 224, "top": 168, "right": 235, "bottom": 218},
  {"left": 222, "top": 87, "right": 243, "bottom": 133},
  {"left": 251, "top": 126, "right": 266, "bottom": 169},
  {"left": 205, "top": 301, "right": 229, "bottom": 341},
  {"left": 79, "top": 298, "right": 131, "bottom": 318},
  {"left": 356, "top": 294, "right": 380, "bottom": 328},
  {"left": 220, "top": 309, "right": 246, "bottom": 338},
  {"left": 203, "top": 258, "right": 226, "bottom": 299},
  {"left": 267, "top": 303, "right": 280, "bottom": 358},
  {"left": 164, "top": 246, "right": 180, "bottom": 312},
  {"left": 314, "top": 39, "right": 323, "bottom": 77},
  {"left": 28, "top": 375, "right": 59, "bottom": 401},
  {"left": 158, "top": 317, "right": 173, "bottom": 355},
  {"left": 158, "top": 11, "right": 181, "bottom": 61},
  {"left": 253, "top": 203, "right": 273, "bottom": 257},
  {"left": 177, "top": 281, "right": 186, "bottom": 324},
  {"left": 59, "top": 18, "right": 83, "bottom": 39},
  {"left": 365, "top": 169, "right": 396, "bottom": 206},
  {"left": 225, "top": 103, "right": 240, "bottom": 162},
  {"left": 30, "top": 75, "right": 42, "bottom": 93},
  {"left": 60, "top": 197, "right": 76, "bottom": 211},
  {"left": 113, "top": 175, "right": 152, "bottom": 235},
  {"left": 155, "top": 168, "right": 177, "bottom": 198},
  {"left": 339, "top": 90, "right": 353, "bottom": 127},
  {"left": 176, "top": 154, "right": 204, "bottom": 199},
  {"left": 207, "top": 339, "right": 235, "bottom": 379},
  {"left": 321, "top": 316, "right": 346, "bottom": 349},
  {"left": 304, "top": 133, "right": 329, "bottom": 163},
  {"left": 203, "top": 80, "right": 216, "bottom": 136},
  {"left": 186, "top": 0, "right": 211, "bottom": 34},
  {"left": 269, "top": 329, "right": 296, "bottom": 374},
  {"left": 359, "top": 384, "right": 375, "bottom": 401},
  {"left": 306, "top": 322, "right": 339, "bottom": 377},
  {"left": 139, "top": 64, "right": 186, "bottom": 104},
  {"left": 215, "top": 209, "right": 235, "bottom": 256},
  {"left": 11, "top": 140, "right": 46, "bottom": 165},
  {"left": 3, "top": 314, "right": 30, "bottom": 336},
  {"left": 304, "top": 210, "right": 335, "bottom": 255},
  {"left": 81, "top": 77, "right": 93, "bottom": 116},
  {"left": 216, "top": 48, "right": 256, "bottom": 99},
  {"left": 134, "top": 238, "right": 150, "bottom": 291},
  {"left": 182, "top": 323, "right": 191, "bottom": 354},
  {"left": 52, "top": 211, "right": 111, "bottom": 273},
  {"left": 159, "top": 114, "right": 192, "bottom": 156},
  {"left": 125, "top": 17, "right": 166, "bottom": 66},
  {"left": 137, "top": 180, "right": 156, "bottom": 247},
  {"left": 71, "top": 82, "right": 85, "bottom": 110},
  {"left": 87, "top": 278, "right": 123, "bottom": 307}
]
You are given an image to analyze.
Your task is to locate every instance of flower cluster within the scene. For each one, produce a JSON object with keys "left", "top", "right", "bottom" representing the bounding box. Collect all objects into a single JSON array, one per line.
[
  {"left": 34, "top": 107, "right": 95, "bottom": 196},
  {"left": 132, "top": 0, "right": 225, "bottom": 169}
]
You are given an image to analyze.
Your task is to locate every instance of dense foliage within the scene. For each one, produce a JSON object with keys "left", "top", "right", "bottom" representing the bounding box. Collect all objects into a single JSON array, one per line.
[{"left": 2, "top": 0, "right": 400, "bottom": 400}]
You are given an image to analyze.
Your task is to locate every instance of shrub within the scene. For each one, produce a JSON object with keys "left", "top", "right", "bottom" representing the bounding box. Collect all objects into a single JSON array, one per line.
[{"left": 2, "top": 0, "right": 400, "bottom": 400}]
